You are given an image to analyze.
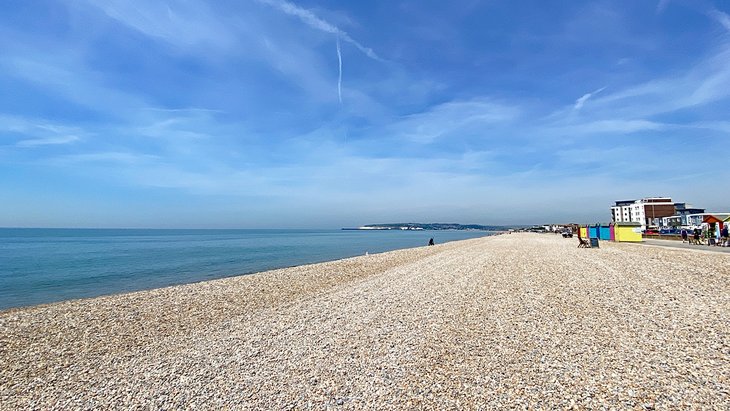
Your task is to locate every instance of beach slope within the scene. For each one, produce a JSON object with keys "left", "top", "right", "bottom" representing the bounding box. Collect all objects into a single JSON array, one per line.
[{"left": 1, "top": 233, "right": 728, "bottom": 408}]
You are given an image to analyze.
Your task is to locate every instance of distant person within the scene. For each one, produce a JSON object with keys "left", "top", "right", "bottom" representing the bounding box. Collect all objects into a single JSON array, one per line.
[
  {"left": 722, "top": 226, "right": 729, "bottom": 246},
  {"left": 693, "top": 229, "right": 701, "bottom": 245},
  {"left": 715, "top": 225, "right": 722, "bottom": 246},
  {"left": 681, "top": 229, "right": 687, "bottom": 243},
  {"left": 428, "top": 238, "right": 434, "bottom": 246}
]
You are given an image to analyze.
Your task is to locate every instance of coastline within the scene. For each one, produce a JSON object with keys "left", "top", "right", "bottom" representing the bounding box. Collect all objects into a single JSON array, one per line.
[
  {"left": 1, "top": 233, "right": 728, "bottom": 408},
  {"left": 0, "top": 228, "right": 495, "bottom": 311}
]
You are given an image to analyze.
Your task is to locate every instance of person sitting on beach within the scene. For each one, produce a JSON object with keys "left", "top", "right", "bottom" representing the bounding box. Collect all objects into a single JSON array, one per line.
[{"left": 428, "top": 238, "right": 434, "bottom": 246}]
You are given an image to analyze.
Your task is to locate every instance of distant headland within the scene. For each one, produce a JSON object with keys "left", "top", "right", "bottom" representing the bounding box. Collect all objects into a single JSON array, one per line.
[{"left": 342, "top": 223, "right": 508, "bottom": 231}]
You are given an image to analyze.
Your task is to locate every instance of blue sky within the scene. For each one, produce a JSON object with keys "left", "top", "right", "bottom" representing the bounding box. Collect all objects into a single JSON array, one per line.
[{"left": 1, "top": 0, "right": 729, "bottom": 228}]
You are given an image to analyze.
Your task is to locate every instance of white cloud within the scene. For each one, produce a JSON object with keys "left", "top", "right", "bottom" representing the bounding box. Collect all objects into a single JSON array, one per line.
[
  {"left": 58, "top": 152, "right": 159, "bottom": 164},
  {"left": 688, "top": 121, "right": 730, "bottom": 134},
  {"left": 16, "top": 135, "right": 80, "bottom": 147},
  {"left": 82, "top": 0, "right": 235, "bottom": 49},
  {"left": 1, "top": 55, "right": 148, "bottom": 116},
  {"left": 559, "top": 119, "right": 667, "bottom": 135},
  {"left": 391, "top": 99, "right": 519, "bottom": 144},
  {"left": 575, "top": 44, "right": 730, "bottom": 119},
  {"left": 709, "top": 9, "right": 730, "bottom": 32},
  {"left": 574, "top": 87, "right": 606, "bottom": 110},
  {"left": 143, "top": 107, "right": 224, "bottom": 114},
  {"left": 656, "top": 0, "right": 670, "bottom": 14},
  {"left": 0, "top": 114, "right": 87, "bottom": 147},
  {"left": 0, "top": 115, "right": 77, "bottom": 134}
]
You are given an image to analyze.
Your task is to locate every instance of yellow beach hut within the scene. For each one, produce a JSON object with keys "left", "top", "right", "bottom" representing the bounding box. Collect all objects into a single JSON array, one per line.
[{"left": 614, "top": 222, "right": 642, "bottom": 242}]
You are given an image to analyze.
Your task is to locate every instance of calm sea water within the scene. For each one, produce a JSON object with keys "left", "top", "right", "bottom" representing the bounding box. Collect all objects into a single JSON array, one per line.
[{"left": 0, "top": 228, "right": 494, "bottom": 310}]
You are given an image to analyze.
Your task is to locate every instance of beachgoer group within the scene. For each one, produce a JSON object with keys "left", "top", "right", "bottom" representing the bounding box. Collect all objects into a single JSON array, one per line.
[{"left": 686, "top": 225, "right": 730, "bottom": 247}]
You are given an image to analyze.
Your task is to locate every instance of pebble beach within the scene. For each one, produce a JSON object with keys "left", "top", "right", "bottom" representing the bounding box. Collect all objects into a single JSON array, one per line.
[{"left": 1, "top": 233, "right": 728, "bottom": 409}]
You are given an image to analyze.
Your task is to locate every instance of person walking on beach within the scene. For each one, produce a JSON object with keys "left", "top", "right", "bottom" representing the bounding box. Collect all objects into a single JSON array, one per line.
[
  {"left": 714, "top": 225, "right": 722, "bottom": 246},
  {"left": 681, "top": 229, "right": 688, "bottom": 243},
  {"left": 693, "top": 229, "right": 701, "bottom": 245},
  {"left": 428, "top": 238, "right": 434, "bottom": 246}
]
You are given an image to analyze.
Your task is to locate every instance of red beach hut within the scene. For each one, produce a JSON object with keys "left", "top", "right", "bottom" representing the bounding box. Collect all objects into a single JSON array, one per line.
[{"left": 703, "top": 215, "right": 725, "bottom": 230}]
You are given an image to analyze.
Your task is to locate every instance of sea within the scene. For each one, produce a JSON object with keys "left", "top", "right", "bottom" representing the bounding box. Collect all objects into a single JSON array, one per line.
[{"left": 0, "top": 228, "right": 495, "bottom": 311}]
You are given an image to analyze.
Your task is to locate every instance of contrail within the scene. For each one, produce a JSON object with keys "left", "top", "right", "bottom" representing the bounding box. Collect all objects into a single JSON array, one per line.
[
  {"left": 257, "top": 0, "right": 383, "bottom": 61},
  {"left": 336, "top": 36, "right": 342, "bottom": 104}
]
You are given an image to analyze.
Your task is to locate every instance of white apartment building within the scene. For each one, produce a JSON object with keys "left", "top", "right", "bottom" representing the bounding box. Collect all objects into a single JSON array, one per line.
[
  {"left": 611, "top": 203, "right": 646, "bottom": 224},
  {"left": 611, "top": 197, "right": 675, "bottom": 229},
  {"left": 611, "top": 200, "right": 634, "bottom": 223}
]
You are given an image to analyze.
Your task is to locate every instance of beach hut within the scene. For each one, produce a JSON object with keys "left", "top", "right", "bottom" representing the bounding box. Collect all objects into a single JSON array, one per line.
[
  {"left": 599, "top": 225, "right": 611, "bottom": 240},
  {"left": 703, "top": 214, "right": 725, "bottom": 230},
  {"left": 702, "top": 215, "right": 727, "bottom": 245},
  {"left": 588, "top": 226, "right": 600, "bottom": 239},
  {"left": 609, "top": 224, "right": 616, "bottom": 241},
  {"left": 614, "top": 222, "right": 642, "bottom": 242}
]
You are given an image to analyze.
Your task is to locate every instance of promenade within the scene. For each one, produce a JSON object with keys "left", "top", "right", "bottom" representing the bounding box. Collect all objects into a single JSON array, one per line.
[
  {"left": 1, "top": 233, "right": 728, "bottom": 409},
  {"left": 639, "top": 238, "right": 730, "bottom": 254}
]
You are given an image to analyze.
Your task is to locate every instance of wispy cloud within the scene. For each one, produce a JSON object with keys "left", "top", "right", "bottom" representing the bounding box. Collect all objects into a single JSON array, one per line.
[
  {"left": 580, "top": 43, "right": 730, "bottom": 119},
  {"left": 255, "top": 0, "right": 384, "bottom": 105},
  {"left": 257, "top": 0, "right": 382, "bottom": 61},
  {"left": 82, "top": 0, "right": 235, "bottom": 49},
  {"left": 546, "top": 119, "right": 668, "bottom": 138},
  {"left": 142, "top": 107, "right": 224, "bottom": 114},
  {"left": 573, "top": 87, "right": 606, "bottom": 110},
  {"left": 656, "top": 0, "right": 671, "bottom": 14},
  {"left": 68, "top": 0, "right": 373, "bottom": 107},
  {"left": 390, "top": 99, "right": 519, "bottom": 144},
  {"left": 16, "top": 135, "right": 80, "bottom": 147},
  {"left": 709, "top": 8, "right": 730, "bottom": 32},
  {"left": 1, "top": 55, "right": 148, "bottom": 117},
  {"left": 688, "top": 121, "right": 730, "bottom": 134},
  {"left": 1, "top": 115, "right": 76, "bottom": 134},
  {"left": 1, "top": 114, "right": 87, "bottom": 148},
  {"left": 58, "top": 151, "right": 159, "bottom": 164}
]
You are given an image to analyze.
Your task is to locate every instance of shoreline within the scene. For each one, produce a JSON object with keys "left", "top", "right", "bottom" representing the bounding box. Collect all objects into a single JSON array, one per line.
[
  {"left": 0, "top": 229, "right": 496, "bottom": 312},
  {"left": 0, "top": 237, "right": 451, "bottom": 315},
  {"left": 1, "top": 233, "right": 728, "bottom": 408}
]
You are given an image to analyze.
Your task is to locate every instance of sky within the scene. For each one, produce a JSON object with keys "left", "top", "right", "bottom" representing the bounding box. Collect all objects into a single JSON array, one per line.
[{"left": 1, "top": 0, "right": 730, "bottom": 228}]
